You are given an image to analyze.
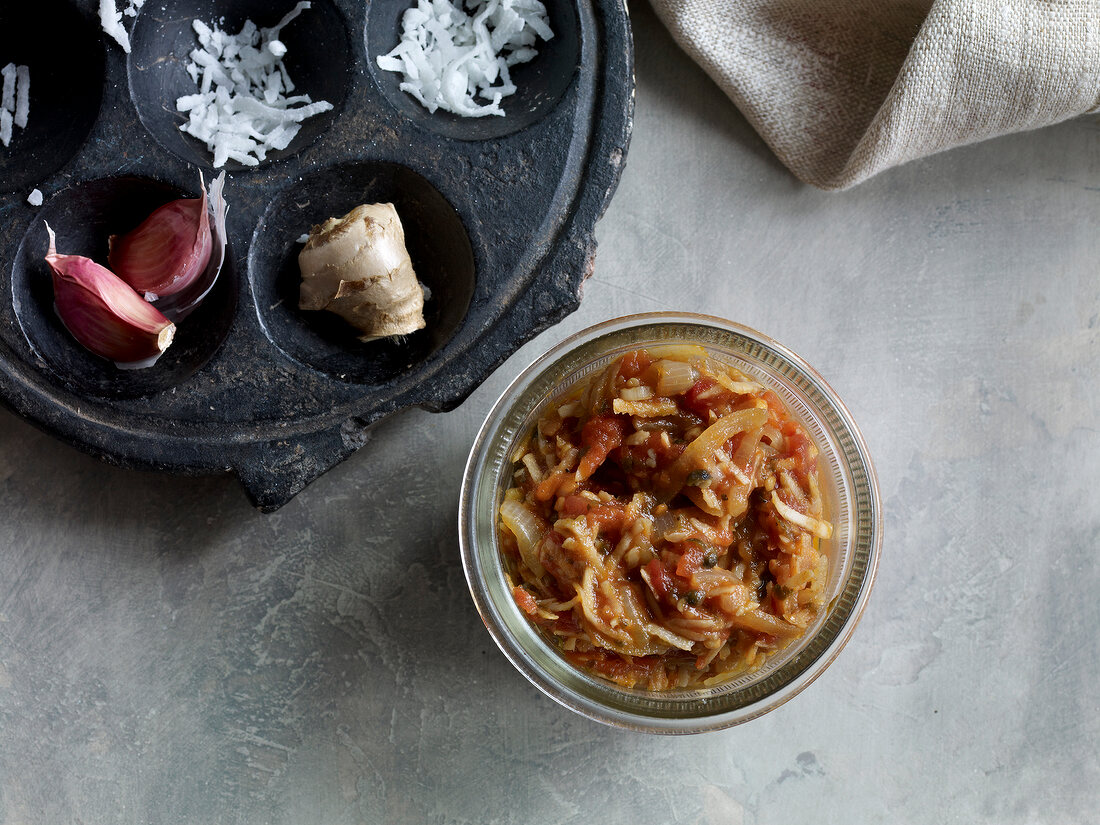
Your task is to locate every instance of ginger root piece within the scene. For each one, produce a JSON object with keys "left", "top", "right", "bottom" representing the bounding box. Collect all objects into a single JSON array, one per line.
[{"left": 298, "top": 203, "right": 426, "bottom": 341}]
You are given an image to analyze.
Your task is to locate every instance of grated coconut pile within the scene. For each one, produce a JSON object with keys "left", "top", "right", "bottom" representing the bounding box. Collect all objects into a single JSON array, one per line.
[
  {"left": 376, "top": 0, "right": 553, "bottom": 118},
  {"left": 174, "top": 2, "right": 334, "bottom": 168}
]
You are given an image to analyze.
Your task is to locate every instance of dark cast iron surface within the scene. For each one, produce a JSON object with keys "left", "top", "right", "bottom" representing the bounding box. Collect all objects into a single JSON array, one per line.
[{"left": 0, "top": 0, "right": 634, "bottom": 509}]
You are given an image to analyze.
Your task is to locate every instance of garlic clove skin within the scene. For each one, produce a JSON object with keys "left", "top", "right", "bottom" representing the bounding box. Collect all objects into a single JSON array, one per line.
[
  {"left": 107, "top": 172, "right": 229, "bottom": 322},
  {"left": 44, "top": 223, "right": 176, "bottom": 368},
  {"left": 108, "top": 187, "right": 211, "bottom": 299},
  {"left": 298, "top": 202, "right": 426, "bottom": 341},
  {"left": 151, "top": 171, "right": 229, "bottom": 323}
]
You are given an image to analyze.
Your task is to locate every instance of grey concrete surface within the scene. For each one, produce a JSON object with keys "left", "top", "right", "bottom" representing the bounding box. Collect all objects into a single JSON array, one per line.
[{"left": 2, "top": 4, "right": 1098, "bottom": 823}]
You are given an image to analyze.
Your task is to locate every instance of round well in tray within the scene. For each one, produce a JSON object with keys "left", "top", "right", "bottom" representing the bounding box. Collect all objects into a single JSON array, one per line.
[
  {"left": 11, "top": 176, "right": 235, "bottom": 400},
  {"left": 365, "top": 0, "right": 581, "bottom": 141},
  {"left": 250, "top": 160, "right": 475, "bottom": 383},
  {"left": 0, "top": 1, "right": 104, "bottom": 193},
  {"left": 128, "top": 0, "right": 351, "bottom": 172}
]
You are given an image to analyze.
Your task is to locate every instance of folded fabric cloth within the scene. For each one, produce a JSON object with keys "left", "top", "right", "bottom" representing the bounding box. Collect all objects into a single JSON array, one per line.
[{"left": 650, "top": 0, "right": 1100, "bottom": 189}]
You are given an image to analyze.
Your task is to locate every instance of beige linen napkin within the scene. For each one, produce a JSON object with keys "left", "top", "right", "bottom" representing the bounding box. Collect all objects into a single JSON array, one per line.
[{"left": 650, "top": 0, "right": 1100, "bottom": 189}]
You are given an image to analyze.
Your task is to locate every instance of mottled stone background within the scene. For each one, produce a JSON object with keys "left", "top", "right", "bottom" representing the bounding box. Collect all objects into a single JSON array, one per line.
[{"left": 1, "top": 4, "right": 1098, "bottom": 823}]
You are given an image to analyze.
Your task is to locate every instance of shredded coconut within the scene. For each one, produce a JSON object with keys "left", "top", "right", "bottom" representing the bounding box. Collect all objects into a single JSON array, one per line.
[
  {"left": 99, "top": 0, "right": 144, "bottom": 53},
  {"left": 0, "top": 63, "right": 29, "bottom": 148},
  {"left": 0, "top": 64, "right": 13, "bottom": 113},
  {"left": 14, "top": 65, "right": 29, "bottom": 128},
  {"left": 175, "top": 2, "right": 333, "bottom": 168},
  {"left": 377, "top": 0, "right": 553, "bottom": 118}
]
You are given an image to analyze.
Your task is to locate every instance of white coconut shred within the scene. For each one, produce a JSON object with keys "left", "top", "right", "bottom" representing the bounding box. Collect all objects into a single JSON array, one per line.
[
  {"left": 175, "top": 2, "right": 333, "bottom": 168},
  {"left": 99, "top": 0, "right": 145, "bottom": 53},
  {"left": 1, "top": 63, "right": 29, "bottom": 148},
  {"left": 376, "top": 0, "right": 553, "bottom": 118}
]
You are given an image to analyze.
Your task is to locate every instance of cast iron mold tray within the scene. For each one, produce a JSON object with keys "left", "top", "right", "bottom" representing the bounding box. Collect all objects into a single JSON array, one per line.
[{"left": 0, "top": 0, "right": 634, "bottom": 510}]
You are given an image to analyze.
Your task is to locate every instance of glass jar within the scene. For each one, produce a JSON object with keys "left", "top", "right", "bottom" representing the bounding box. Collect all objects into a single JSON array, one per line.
[{"left": 459, "top": 313, "right": 881, "bottom": 733}]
